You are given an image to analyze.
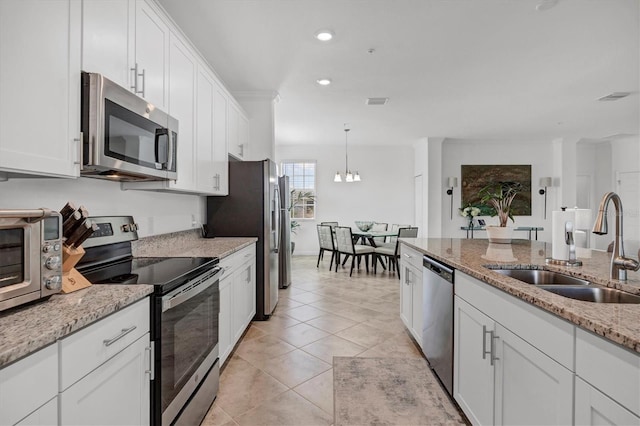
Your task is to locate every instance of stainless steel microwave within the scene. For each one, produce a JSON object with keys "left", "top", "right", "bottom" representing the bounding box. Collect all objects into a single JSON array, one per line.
[
  {"left": 81, "top": 72, "right": 178, "bottom": 182},
  {"left": 0, "top": 209, "right": 63, "bottom": 312}
]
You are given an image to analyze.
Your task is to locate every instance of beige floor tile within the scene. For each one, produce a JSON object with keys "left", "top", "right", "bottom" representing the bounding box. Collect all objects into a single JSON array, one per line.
[
  {"left": 201, "top": 404, "right": 236, "bottom": 426},
  {"left": 357, "top": 333, "right": 424, "bottom": 359},
  {"left": 288, "top": 291, "right": 326, "bottom": 304},
  {"left": 276, "top": 296, "right": 305, "bottom": 309},
  {"left": 250, "top": 314, "right": 300, "bottom": 334},
  {"left": 283, "top": 304, "right": 328, "bottom": 322},
  {"left": 234, "top": 390, "right": 333, "bottom": 426},
  {"left": 362, "top": 317, "right": 408, "bottom": 334},
  {"left": 278, "top": 287, "right": 310, "bottom": 297},
  {"left": 240, "top": 324, "right": 267, "bottom": 342},
  {"left": 336, "top": 323, "right": 394, "bottom": 348},
  {"left": 301, "top": 335, "right": 366, "bottom": 364},
  {"left": 216, "top": 356, "right": 288, "bottom": 417},
  {"left": 293, "top": 369, "right": 334, "bottom": 415},
  {"left": 269, "top": 322, "right": 330, "bottom": 347},
  {"left": 260, "top": 349, "right": 331, "bottom": 388},
  {"left": 234, "top": 334, "right": 296, "bottom": 366},
  {"left": 305, "top": 314, "right": 359, "bottom": 334}
]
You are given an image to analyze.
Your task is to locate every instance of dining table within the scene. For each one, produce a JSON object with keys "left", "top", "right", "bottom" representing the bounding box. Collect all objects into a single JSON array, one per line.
[{"left": 351, "top": 229, "right": 399, "bottom": 247}]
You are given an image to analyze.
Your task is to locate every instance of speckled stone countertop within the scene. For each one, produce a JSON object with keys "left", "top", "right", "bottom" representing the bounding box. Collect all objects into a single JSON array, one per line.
[
  {"left": 0, "top": 285, "right": 152, "bottom": 368},
  {"left": 132, "top": 229, "right": 256, "bottom": 258},
  {"left": 401, "top": 238, "right": 640, "bottom": 353},
  {"left": 0, "top": 231, "right": 254, "bottom": 369}
]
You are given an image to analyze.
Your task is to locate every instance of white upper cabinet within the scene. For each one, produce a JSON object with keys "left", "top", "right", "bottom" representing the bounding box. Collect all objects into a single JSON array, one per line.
[
  {"left": 166, "top": 32, "right": 196, "bottom": 191},
  {"left": 0, "top": 0, "right": 81, "bottom": 178},
  {"left": 81, "top": 0, "right": 134, "bottom": 88},
  {"left": 196, "top": 64, "right": 228, "bottom": 195},
  {"left": 134, "top": 0, "right": 169, "bottom": 110},
  {"left": 228, "top": 102, "right": 249, "bottom": 160}
]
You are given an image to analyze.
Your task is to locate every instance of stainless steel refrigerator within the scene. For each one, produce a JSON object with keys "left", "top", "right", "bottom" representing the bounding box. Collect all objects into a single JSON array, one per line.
[
  {"left": 205, "top": 159, "right": 279, "bottom": 320},
  {"left": 278, "top": 176, "right": 291, "bottom": 288}
]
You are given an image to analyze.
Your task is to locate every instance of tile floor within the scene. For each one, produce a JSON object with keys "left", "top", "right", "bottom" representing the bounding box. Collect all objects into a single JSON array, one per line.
[{"left": 202, "top": 255, "right": 427, "bottom": 426}]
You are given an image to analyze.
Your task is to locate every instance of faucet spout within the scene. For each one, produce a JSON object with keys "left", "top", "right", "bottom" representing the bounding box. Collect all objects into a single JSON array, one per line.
[{"left": 592, "top": 192, "right": 638, "bottom": 280}]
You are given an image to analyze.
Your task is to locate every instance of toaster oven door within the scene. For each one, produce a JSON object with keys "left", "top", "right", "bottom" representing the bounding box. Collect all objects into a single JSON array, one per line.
[{"left": 0, "top": 225, "right": 40, "bottom": 309}]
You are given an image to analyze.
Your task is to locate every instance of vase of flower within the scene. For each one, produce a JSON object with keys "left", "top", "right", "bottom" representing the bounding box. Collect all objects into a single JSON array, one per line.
[{"left": 459, "top": 205, "right": 481, "bottom": 237}]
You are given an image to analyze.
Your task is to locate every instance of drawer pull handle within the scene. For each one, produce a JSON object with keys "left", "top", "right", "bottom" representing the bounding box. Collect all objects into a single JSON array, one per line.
[{"left": 103, "top": 326, "right": 137, "bottom": 347}]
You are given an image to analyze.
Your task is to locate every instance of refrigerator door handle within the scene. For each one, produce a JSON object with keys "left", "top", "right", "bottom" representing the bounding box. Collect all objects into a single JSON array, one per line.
[{"left": 273, "top": 185, "right": 280, "bottom": 253}]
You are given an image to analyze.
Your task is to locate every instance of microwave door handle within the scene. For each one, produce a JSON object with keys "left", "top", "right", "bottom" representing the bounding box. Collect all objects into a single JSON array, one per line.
[
  {"left": 154, "top": 128, "right": 169, "bottom": 169},
  {"left": 167, "top": 131, "right": 175, "bottom": 173}
]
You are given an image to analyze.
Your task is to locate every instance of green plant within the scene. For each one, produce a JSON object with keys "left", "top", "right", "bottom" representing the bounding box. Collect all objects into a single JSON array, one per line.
[
  {"left": 289, "top": 190, "right": 315, "bottom": 234},
  {"left": 478, "top": 181, "right": 522, "bottom": 227}
]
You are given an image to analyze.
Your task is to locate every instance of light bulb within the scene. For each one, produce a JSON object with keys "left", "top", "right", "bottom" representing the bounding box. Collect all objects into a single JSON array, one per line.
[
  {"left": 334, "top": 172, "right": 342, "bottom": 182},
  {"left": 354, "top": 172, "right": 361, "bottom": 182},
  {"left": 346, "top": 171, "right": 354, "bottom": 182}
]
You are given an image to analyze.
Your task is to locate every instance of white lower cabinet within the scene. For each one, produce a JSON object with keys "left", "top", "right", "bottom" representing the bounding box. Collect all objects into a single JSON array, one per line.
[
  {"left": 59, "top": 298, "right": 151, "bottom": 425},
  {"left": 59, "top": 335, "right": 150, "bottom": 425},
  {"left": 0, "top": 344, "right": 58, "bottom": 426},
  {"left": 454, "top": 269, "right": 576, "bottom": 426},
  {"left": 399, "top": 244, "right": 423, "bottom": 347},
  {"left": 575, "top": 377, "right": 640, "bottom": 425},
  {"left": 15, "top": 397, "right": 57, "bottom": 426},
  {"left": 218, "top": 244, "right": 256, "bottom": 366}
]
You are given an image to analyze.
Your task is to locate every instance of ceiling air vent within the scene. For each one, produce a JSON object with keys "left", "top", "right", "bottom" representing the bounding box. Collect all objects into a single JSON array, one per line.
[
  {"left": 598, "top": 92, "right": 631, "bottom": 101},
  {"left": 366, "top": 97, "right": 389, "bottom": 106}
]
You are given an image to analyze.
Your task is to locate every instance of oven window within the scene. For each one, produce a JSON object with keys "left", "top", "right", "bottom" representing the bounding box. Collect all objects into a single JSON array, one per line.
[
  {"left": 160, "top": 280, "right": 219, "bottom": 412},
  {"left": 104, "top": 99, "right": 170, "bottom": 171},
  {"left": 0, "top": 229, "right": 24, "bottom": 288}
]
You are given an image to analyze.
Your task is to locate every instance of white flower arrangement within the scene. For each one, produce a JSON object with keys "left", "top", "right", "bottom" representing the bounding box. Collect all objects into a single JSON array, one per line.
[{"left": 460, "top": 206, "right": 481, "bottom": 218}]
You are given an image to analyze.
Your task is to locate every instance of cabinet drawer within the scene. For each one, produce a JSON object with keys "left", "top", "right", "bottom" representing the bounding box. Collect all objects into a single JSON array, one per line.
[
  {"left": 0, "top": 344, "right": 57, "bottom": 426},
  {"left": 59, "top": 298, "right": 150, "bottom": 391},
  {"left": 400, "top": 243, "right": 422, "bottom": 270},
  {"left": 220, "top": 244, "right": 255, "bottom": 277},
  {"left": 576, "top": 328, "right": 640, "bottom": 416}
]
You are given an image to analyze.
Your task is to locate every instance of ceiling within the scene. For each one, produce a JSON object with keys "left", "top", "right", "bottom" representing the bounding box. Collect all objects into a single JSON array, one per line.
[{"left": 157, "top": 0, "right": 639, "bottom": 147}]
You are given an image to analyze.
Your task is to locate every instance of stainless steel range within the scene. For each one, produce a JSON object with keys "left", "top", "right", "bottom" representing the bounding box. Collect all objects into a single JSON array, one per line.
[{"left": 77, "top": 216, "right": 221, "bottom": 426}]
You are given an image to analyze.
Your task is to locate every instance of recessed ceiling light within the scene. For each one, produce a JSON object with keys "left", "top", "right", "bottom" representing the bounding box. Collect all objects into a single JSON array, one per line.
[
  {"left": 315, "top": 30, "right": 334, "bottom": 42},
  {"left": 316, "top": 78, "right": 332, "bottom": 86}
]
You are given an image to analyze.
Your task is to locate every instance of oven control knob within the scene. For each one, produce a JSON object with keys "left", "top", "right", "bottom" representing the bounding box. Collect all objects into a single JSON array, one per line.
[
  {"left": 42, "top": 243, "right": 53, "bottom": 253},
  {"left": 45, "top": 256, "right": 61, "bottom": 270},
  {"left": 44, "top": 275, "right": 62, "bottom": 291}
]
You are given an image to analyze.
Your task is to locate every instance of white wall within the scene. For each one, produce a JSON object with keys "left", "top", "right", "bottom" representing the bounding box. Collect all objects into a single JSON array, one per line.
[
  {"left": 275, "top": 144, "right": 415, "bottom": 255},
  {"left": 440, "top": 139, "right": 557, "bottom": 241},
  {"left": 0, "top": 177, "right": 204, "bottom": 237}
]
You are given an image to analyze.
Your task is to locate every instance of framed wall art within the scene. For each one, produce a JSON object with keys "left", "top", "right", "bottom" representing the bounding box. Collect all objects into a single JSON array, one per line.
[{"left": 461, "top": 164, "right": 532, "bottom": 216}]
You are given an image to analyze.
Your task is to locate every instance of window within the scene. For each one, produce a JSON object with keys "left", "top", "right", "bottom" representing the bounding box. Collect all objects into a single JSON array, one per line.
[{"left": 281, "top": 161, "right": 316, "bottom": 219}]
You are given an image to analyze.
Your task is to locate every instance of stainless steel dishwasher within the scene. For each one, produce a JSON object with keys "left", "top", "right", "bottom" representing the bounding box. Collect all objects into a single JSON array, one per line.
[{"left": 422, "top": 255, "right": 455, "bottom": 396}]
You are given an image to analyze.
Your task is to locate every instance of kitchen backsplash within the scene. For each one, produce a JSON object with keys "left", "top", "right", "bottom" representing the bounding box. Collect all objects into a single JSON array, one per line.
[{"left": 0, "top": 176, "right": 204, "bottom": 237}]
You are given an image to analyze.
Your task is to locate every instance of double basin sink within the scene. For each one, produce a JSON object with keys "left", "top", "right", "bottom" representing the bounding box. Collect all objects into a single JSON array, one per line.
[{"left": 492, "top": 269, "right": 640, "bottom": 304}]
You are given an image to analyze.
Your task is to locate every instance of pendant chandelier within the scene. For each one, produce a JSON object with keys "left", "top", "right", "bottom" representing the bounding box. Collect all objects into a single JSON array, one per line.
[{"left": 334, "top": 124, "right": 361, "bottom": 182}]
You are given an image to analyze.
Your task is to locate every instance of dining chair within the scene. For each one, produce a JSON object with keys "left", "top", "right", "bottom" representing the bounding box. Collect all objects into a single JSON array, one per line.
[
  {"left": 370, "top": 222, "right": 388, "bottom": 245},
  {"left": 316, "top": 224, "right": 337, "bottom": 269},
  {"left": 334, "top": 226, "right": 375, "bottom": 276},
  {"left": 374, "top": 227, "right": 419, "bottom": 278},
  {"left": 380, "top": 224, "right": 411, "bottom": 248}
]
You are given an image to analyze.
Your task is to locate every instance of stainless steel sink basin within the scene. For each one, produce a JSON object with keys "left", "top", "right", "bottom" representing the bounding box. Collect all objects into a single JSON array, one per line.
[
  {"left": 539, "top": 285, "right": 640, "bottom": 304},
  {"left": 492, "top": 269, "right": 591, "bottom": 286}
]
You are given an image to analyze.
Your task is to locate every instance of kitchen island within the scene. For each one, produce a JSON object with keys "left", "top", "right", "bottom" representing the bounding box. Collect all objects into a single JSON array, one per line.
[
  {"left": 401, "top": 237, "right": 640, "bottom": 425},
  {"left": 401, "top": 237, "right": 640, "bottom": 352}
]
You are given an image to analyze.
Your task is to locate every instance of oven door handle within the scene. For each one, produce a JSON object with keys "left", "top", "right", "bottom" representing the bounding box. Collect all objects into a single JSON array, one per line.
[{"left": 162, "top": 267, "right": 222, "bottom": 312}]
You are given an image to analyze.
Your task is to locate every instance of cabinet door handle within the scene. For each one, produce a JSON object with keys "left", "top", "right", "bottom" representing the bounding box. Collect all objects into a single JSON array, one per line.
[
  {"left": 238, "top": 144, "right": 244, "bottom": 157},
  {"left": 482, "top": 326, "right": 492, "bottom": 361},
  {"left": 73, "top": 132, "right": 83, "bottom": 167},
  {"left": 404, "top": 267, "right": 410, "bottom": 285},
  {"left": 491, "top": 333, "right": 500, "bottom": 366},
  {"left": 103, "top": 326, "right": 137, "bottom": 347},
  {"left": 139, "top": 68, "right": 146, "bottom": 98},
  {"left": 130, "top": 64, "right": 138, "bottom": 92},
  {"left": 145, "top": 341, "right": 155, "bottom": 380}
]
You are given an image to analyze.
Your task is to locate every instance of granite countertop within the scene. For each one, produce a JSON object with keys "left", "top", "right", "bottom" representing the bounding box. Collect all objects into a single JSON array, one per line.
[
  {"left": 132, "top": 229, "right": 257, "bottom": 258},
  {"left": 0, "top": 285, "right": 153, "bottom": 368},
  {"left": 0, "top": 231, "right": 256, "bottom": 369},
  {"left": 401, "top": 238, "right": 640, "bottom": 354}
]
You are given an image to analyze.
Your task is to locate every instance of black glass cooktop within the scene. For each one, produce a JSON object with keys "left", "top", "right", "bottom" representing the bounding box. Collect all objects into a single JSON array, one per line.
[{"left": 80, "top": 256, "right": 218, "bottom": 294}]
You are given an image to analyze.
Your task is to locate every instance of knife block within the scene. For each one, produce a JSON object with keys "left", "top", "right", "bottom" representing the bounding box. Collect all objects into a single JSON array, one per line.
[{"left": 61, "top": 245, "right": 91, "bottom": 293}]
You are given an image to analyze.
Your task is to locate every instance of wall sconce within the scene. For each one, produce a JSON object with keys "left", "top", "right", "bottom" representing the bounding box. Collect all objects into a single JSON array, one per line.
[
  {"left": 539, "top": 177, "right": 553, "bottom": 219},
  {"left": 447, "top": 177, "right": 458, "bottom": 219}
]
